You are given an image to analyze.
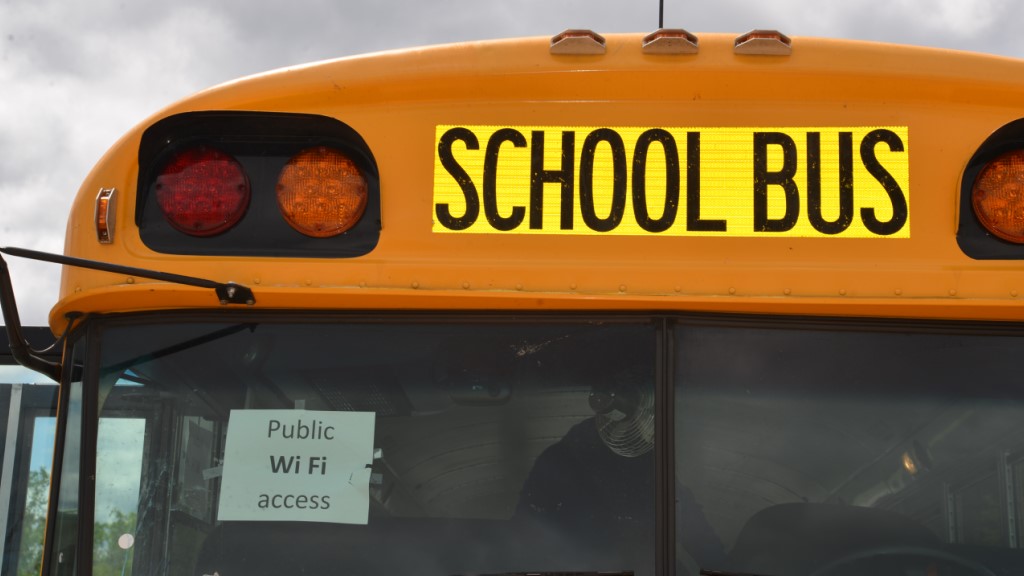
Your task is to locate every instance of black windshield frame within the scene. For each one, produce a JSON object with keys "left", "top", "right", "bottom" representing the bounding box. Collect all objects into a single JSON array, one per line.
[{"left": 44, "top": 310, "right": 1024, "bottom": 576}]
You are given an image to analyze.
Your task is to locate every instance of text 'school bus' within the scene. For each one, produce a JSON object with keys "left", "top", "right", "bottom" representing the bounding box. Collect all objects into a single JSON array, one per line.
[{"left": 6, "top": 28, "right": 1024, "bottom": 576}]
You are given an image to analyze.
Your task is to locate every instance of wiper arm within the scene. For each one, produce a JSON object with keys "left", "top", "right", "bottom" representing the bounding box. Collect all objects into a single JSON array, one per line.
[
  {"left": 0, "top": 251, "right": 61, "bottom": 380},
  {"left": 0, "top": 245, "right": 255, "bottom": 379},
  {"left": 0, "top": 246, "right": 255, "bottom": 305}
]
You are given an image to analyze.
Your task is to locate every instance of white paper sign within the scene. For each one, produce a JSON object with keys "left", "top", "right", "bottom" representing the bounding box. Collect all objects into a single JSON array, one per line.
[{"left": 217, "top": 409, "right": 376, "bottom": 524}]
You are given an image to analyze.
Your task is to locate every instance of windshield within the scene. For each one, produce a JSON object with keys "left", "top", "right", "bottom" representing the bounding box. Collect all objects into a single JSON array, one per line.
[
  {"left": 675, "top": 319, "right": 1024, "bottom": 576},
  {"left": 79, "top": 319, "right": 658, "bottom": 576},
  {"left": 52, "top": 315, "right": 1024, "bottom": 576}
]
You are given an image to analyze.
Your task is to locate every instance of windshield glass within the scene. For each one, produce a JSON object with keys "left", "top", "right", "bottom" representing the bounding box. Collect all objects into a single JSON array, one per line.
[
  {"left": 675, "top": 319, "right": 1024, "bottom": 576},
  {"left": 71, "top": 316, "right": 1024, "bottom": 576},
  {"left": 87, "top": 319, "right": 657, "bottom": 576}
]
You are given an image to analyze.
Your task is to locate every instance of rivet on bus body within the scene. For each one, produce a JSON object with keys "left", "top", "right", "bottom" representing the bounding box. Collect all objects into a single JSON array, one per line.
[
  {"left": 674, "top": 286, "right": 682, "bottom": 293},
  {"left": 515, "top": 283, "right": 523, "bottom": 291},
  {"left": 411, "top": 281, "right": 420, "bottom": 289},
  {"left": 570, "top": 283, "right": 578, "bottom": 291},
  {"left": 728, "top": 287, "right": 736, "bottom": 295},
  {"left": 1012, "top": 290, "right": 1019, "bottom": 298},
  {"left": 359, "top": 281, "right": 366, "bottom": 288},
  {"left": 253, "top": 278, "right": 262, "bottom": 285},
  {"left": 839, "top": 289, "right": 847, "bottom": 296},
  {"left": 949, "top": 289, "right": 957, "bottom": 296},
  {"left": 619, "top": 284, "right": 627, "bottom": 293},
  {"left": 783, "top": 288, "right": 791, "bottom": 296},
  {"left": 894, "top": 289, "right": 903, "bottom": 296},
  {"left": 462, "top": 282, "right": 470, "bottom": 289},
  {"left": 126, "top": 277, "right": 135, "bottom": 284}
]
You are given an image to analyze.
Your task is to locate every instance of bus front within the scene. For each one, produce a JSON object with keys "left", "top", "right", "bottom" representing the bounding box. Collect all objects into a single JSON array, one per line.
[{"left": 22, "top": 32, "right": 1024, "bottom": 576}]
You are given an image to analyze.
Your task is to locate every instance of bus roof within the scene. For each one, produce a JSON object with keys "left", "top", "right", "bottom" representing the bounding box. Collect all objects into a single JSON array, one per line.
[{"left": 51, "top": 33, "right": 1024, "bottom": 329}]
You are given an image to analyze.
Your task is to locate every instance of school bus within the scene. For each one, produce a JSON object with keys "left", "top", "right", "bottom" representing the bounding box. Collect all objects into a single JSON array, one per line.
[{"left": 3, "top": 29, "right": 1024, "bottom": 576}]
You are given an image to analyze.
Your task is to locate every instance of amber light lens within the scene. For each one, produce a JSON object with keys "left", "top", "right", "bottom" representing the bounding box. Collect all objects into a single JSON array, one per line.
[
  {"left": 155, "top": 147, "right": 250, "bottom": 236},
  {"left": 276, "top": 147, "right": 368, "bottom": 238},
  {"left": 972, "top": 149, "right": 1024, "bottom": 243}
]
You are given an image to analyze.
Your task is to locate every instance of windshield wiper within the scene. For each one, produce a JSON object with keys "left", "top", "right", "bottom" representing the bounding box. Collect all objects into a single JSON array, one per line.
[
  {"left": 0, "top": 246, "right": 255, "bottom": 305},
  {"left": 0, "top": 251, "right": 61, "bottom": 380},
  {"left": 700, "top": 569, "right": 774, "bottom": 576},
  {"left": 0, "top": 245, "right": 255, "bottom": 379}
]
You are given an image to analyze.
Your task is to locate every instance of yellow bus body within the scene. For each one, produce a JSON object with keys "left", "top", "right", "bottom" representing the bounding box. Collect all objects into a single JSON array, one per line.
[{"left": 52, "top": 33, "right": 1024, "bottom": 330}]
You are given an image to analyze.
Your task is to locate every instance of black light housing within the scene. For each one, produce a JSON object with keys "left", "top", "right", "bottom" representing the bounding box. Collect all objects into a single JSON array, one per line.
[
  {"left": 958, "top": 118, "right": 1024, "bottom": 259},
  {"left": 137, "top": 112, "right": 381, "bottom": 257}
]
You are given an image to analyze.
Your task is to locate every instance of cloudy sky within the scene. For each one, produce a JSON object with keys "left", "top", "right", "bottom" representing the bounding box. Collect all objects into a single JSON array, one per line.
[{"left": 1, "top": 0, "right": 1021, "bottom": 325}]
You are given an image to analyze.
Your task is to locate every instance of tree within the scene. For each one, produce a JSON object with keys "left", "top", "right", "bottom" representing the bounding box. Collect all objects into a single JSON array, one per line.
[
  {"left": 13, "top": 467, "right": 138, "bottom": 576},
  {"left": 16, "top": 467, "right": 49, "bottom": 576},
  {"left": 91, "top": 509, "right": 137, "bottom": 576}
]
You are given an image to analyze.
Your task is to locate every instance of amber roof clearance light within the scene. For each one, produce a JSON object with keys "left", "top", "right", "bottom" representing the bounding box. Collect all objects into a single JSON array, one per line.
[{"left": 276, "top": 147, "right": 368, "bottom": 238}]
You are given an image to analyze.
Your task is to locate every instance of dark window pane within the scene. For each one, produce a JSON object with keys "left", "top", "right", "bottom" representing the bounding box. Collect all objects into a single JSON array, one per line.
[
  {"left": 92, "top": 319, "right": 657, "bottom": 576},
  {"left": 674, "top": 320, "right": 1024, "bottom": 576}
]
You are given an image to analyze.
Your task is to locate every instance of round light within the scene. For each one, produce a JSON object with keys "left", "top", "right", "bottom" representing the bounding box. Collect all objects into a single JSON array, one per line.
[
  {"left": 972, "top": 149, "right": 1024, "bottom": 243},
  {"left": 155, "top": 147, "right": 250, "bottom": 237},
  {"left": 901, "top": 451, "right": 918, "bottom": 476},
  {"left": 276, "top": 147, "right": 368, "bottom": 238}
]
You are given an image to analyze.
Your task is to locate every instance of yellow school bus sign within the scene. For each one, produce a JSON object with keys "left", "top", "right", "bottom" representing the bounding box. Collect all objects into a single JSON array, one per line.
[{"left": 433, "top": 125, "right": 909, "bottom": 238}]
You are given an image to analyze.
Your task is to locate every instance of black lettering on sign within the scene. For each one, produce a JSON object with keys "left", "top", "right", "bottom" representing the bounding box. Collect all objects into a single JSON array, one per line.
[
  {"left": 258, "top": 493, "right": 331, "bottom": 510},
  {"left": 806, "top": 132, "right": 854, "bottom": 235},
  {"left": 308, "top": 456, "right": 328, "bottom": 475},
  {"left": 435, "top": 127, "right": 480, "bottom": 230},
  {"left": 753, "top": 132, "right": 800, "bottom": 232},
  {"left": 579, "top": 128, "right": 627, "bottom": 232},
  {"left": 433, "top": 125, "right": 908, "bottom": 237},
  {"left": 686, "top": 131, "right": 727, "bottom": 232},
  {"left": 269, "top": 455, "right": 301, "bottom": 474},
  {"left": 631, "top": 129, "right": 679, "bottom": 233},
  {"left": 483, "top": 128, "right": 528, "bottom": 231},
  {"left": 267, "top": 418, "right": 335, "bottom": 440},
  {"left": 860, "top": 129, "right": 908, "bottom": 235},
  {"left": 531, "top": 131, "right": 575, "bottom": 230}
]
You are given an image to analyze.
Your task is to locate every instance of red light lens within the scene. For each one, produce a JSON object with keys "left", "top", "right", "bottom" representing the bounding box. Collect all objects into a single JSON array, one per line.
[{"left": 155, "top": 147, "right": 250, "bottom": 237}]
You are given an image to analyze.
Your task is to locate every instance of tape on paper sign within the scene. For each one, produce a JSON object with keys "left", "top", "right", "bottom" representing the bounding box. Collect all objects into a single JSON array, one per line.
[
  {"left": 217, "top": 409, "right": 376, "bottom": 524},
  {"left": 433, "top": 125, "right": 910, "bottom": 238}
]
